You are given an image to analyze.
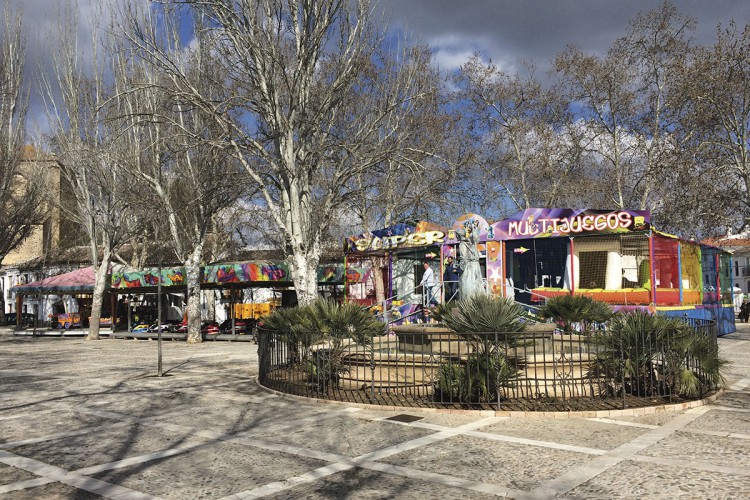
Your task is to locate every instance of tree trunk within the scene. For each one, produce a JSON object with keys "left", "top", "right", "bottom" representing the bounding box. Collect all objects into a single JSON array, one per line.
[
  {"left": 206, "top": 290, "right": 216, "bottom": 321},
  {"left": 185, "top": 244, "right": 203, "bottom": 343},
  {"left": 290, "top": 249, "right": 319, "bottom": 305},
  {"left": 371, "top": 256, "right": 386, "bottom": 304},
  {"left": 87, "top": 249, "right": 111, "bottom": 340},
  {"left": 0, "top": 293, "right": 6, "bottom": 326}
]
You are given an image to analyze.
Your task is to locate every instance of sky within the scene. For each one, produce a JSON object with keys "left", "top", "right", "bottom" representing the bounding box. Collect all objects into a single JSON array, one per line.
[
  {"left": 6, "top": 0, "right": 750, "bottom": 131},
  {"left": 379, "top": 0, "right": 750, "bottom": 73}
]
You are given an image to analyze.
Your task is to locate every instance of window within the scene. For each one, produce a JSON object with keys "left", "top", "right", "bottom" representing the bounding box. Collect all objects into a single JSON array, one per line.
[{"left": 579, "top": 251, "right": 607, "bottom": 289}]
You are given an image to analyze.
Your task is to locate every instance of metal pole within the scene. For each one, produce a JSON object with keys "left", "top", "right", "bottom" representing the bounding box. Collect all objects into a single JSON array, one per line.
[
  {"left": 251, "top": 288, "right": 255, "bottom": 321},
  {"left": 677, "top": 243, "right": 683, "bottom": 305},
  {"left": 33, "top": 293, "right": 38, "bottom": 337},
  {"left": 370, "top": 330, "right": 376, "bottom": 402},
  {"left": 157, "top": 240, "right": 163, "bottom": 377},
  {"left": 231, "top": 286, "right": 236, "bottom": 337}
]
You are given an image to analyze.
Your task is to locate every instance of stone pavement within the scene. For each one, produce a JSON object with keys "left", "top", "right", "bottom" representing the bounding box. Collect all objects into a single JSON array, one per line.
[{"left": 0, "top": 325, "right": 749, "bottom": 499}]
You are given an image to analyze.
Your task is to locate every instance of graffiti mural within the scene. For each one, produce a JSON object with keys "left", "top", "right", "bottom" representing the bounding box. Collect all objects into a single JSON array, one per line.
[
  {"left": 318, "top": 264, "right": 345, "bottom": 283},
  {"left": 111, "top": 262, "right": 345, "bottom": 289},
  {"left": 111, "top": 268, "right": 186, "bottom": 289},
  {"left": 202, "top": 262, "right": 290, "bottom": 284}
]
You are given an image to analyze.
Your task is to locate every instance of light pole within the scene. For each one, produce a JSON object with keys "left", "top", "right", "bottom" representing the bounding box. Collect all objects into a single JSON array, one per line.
[
  {"left": 126, "top": 296, "right": 132, "bottom": 334},
  {"left": 157, "top": 234, "right": 163, "bottom": 377}
]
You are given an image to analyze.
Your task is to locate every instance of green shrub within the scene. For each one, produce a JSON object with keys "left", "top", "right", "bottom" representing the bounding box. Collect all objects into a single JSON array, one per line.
[
  {"left": 432, "top": 295, "right": 526, "bottom": 403},
  {"left": 305, "top": 300, "right": 383, "bottom": 344},
  {"left": 588, "top": 312, "right": 726, "bottom": 398},
  {"left": 261, "top": 305, "right": 322, "bottom": 355},
  {"left": 663, "top": 324, "right": 727, "bottom": 398},
  {"left": 539, "top": 294, "right": 612, "bottom": 334},
  {"left": 261, "top": 300, "right": 382, "bottom": 391},
  {"left": 438, "top": 353, "right": 519, "bottom": 403},
  {"left": 432, "top": 294, "right": 527, "bottom": 347}
]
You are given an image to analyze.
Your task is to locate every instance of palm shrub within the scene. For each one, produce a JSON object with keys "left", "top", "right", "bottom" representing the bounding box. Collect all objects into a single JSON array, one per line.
[
  {"left": 261, "top": 300, "right": 381, "bottom": 391},
  {"left": 432, "top": 295, "right": 527, "bottom": 403},
  {"left": 662, "top": 325, "right": 726, "bottom": 398},
  {"left": 438, "top": 352, "right": 519, "bottom": 403},
  {"left": 433, "top": 294, "right": 527, "bottom": 346},
  {"left": 305, "top": 300, "right": 383, "bottom": 344},
  {"left": 260, "top": 306, "right": 320, "bottom": 364},
  {"left": 588, "top": 312, "right": 726, "bottom": 398},
  {"left": 539, "top": 294, "right": 613, "bottom": 334}
]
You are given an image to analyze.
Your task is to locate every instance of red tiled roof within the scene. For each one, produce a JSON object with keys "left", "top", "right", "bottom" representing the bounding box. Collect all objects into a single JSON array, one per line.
[{"left": 20, "top": 145, "right": 54, "bottom": 161}]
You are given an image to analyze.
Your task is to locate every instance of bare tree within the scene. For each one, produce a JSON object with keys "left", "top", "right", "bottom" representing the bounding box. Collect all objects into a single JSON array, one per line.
[
  {"left": 555, "top": 44, "right": 640, "bottom": 210},
  {"left": 41, "top": 5, "right": 139, "bottom": 339},
  {"left": 555, "top": 2, "right": 695, "bottom": 211},
  {"left": 341, "top": 45, "right": 465, "bottom": 302},
  {"left": 119, "top": 71, "right": 243, "bottom": 342},
  {"left": 0, "top": 5, "right": 46, "bottom": 323},
  {"left": 455, "top": 55, "right": 589, "bottom": 212},
  {"left": 616, "top": 1, "right": 696, "bottom": 212},
  {"left": 670, "top": 20, "right": 750, "bottom": 234},
  {"left": 123, "top": 0, "right": 448, "bottom": 304},
  {"left": 107, "top": 13, "right": 246, "bottom": 341}
]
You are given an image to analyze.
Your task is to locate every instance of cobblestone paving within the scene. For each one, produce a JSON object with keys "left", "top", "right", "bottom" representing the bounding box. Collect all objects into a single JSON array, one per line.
[{"left": 1, "top": 325, "right": 749, "bottom": 499}]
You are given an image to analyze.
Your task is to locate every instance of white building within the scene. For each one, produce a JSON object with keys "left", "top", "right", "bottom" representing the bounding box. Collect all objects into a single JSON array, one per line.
[{"left": 713, "top": 230, "right": 750, "bottom": 294}]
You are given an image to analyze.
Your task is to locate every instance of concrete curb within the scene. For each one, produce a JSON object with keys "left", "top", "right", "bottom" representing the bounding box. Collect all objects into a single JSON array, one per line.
[{"left": 255, "top": 378, "right": 722, "bottom": 419}]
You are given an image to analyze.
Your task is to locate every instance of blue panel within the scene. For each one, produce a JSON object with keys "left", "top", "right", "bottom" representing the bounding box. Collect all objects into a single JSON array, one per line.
[{"left": 659, "top": 305, "right": 736, "bottom": 336}]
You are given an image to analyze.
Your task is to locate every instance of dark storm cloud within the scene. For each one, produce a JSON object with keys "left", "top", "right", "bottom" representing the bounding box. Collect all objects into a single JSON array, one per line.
[
  {"left": 379, "top": 0, "right": 750, "bottom": 71},
  {"left": 5, "top": 0, "right": 121, "bottom": 134},
  {"left": 13, "top": 1, "right": 750, "bottom": 76},
  {"left": 7, "top": 0, "right": 750, "bottom": 132}
]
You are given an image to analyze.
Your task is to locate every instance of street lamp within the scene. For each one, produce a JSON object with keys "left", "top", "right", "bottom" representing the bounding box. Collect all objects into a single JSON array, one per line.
[
  {"left": 157, "top": 231, "right": 163, "bottom": 377},
  {"left": 124, "top": 296, "right": 132, "bottom": 334}
]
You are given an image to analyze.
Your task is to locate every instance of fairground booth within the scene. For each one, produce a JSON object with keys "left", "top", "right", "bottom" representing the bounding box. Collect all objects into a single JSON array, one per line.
[
  {"left": 483, "top": 209, "right": 734, "bottom": 335},
  {"left": 344, "top": 209, "right": 736, "bottom": 335},
  {"left": 109, "top": 260, "right": 346, "bottom": 326},
  {"left": 200, "top": 260, "right": 345, "bottom": 312},
  {"left": 10, "top": 266, "right": 101, "bottom": 329},
  {"left": 344, "top": 220, "right": 456, "bottom": 321}
]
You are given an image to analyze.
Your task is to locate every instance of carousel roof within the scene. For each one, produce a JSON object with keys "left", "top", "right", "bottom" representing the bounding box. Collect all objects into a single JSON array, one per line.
[{"left": 11, "top": 266, "right": 96, "bottom": 295}]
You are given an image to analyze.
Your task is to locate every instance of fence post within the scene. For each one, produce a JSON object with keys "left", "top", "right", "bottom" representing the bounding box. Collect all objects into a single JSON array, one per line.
[
  {"left": 620, "top": 343, "right": 626, "bottom": 410},
  {"left": 370, "top": 339, "right": 376, "bottom": 402},
  {"left": 496, "top": 332, "right": 501, "bottom": 411}
]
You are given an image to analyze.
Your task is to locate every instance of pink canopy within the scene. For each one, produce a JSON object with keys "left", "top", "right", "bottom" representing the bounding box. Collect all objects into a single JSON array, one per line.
[{"left": 11, "top": 266, "right": 96, "bottom": 295}]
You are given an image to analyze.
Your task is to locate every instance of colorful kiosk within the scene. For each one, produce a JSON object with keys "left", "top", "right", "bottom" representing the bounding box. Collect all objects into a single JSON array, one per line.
[
  {"left": 344, "top": 220, "right": 454, "bottom": 322},
  {"left": 344, "top": 209, "right": 736, "bottom": 335},
  {"left": 483, "top": 209, "right": 734, "bottom": 334},
  {"left": 109, "top": 260, "right": 346, "bottom": 325},
  {"left": 201, "top": 260, "right": 345, "bottom": 311}
]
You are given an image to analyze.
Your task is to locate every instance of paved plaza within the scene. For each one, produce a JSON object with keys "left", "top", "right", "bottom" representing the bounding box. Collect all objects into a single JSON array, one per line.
[{"left": 1, "top": 325, "right": 749, "bottom": 499}]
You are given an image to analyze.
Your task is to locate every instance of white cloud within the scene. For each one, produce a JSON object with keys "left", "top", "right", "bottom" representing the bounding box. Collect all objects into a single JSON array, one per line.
[
  {"left": 425, "top": 33, "right": 516, "bottom": 73},
  {"left": 430, "top": 46, "right": 473, "bottom": 72},
  {"left": 381, "top": 0, "right": 750, "bottom": 76},
  {"left": 5, "top": 0, "right": 137, "bottom": 135}
]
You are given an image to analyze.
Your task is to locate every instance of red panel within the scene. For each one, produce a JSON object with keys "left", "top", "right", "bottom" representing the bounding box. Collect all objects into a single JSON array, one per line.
[
  {"left": 653, "top": 236, "right": 680, "bottom": 290},
  {"left": 654, "top": 288, "right": 680, "bottom": 306},
  {"left": 531, "top": 289, "right": 570, "bottom": 302}
]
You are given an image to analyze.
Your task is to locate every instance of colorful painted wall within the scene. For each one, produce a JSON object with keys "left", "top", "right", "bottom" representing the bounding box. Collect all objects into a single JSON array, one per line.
[{"left": 111, "top": 262, "right": 345, "bottom": 289}]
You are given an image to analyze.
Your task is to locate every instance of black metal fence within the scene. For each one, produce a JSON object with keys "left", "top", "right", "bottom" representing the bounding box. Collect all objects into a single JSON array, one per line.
[{"left": 257, "top": 319, "right": 719, "bottom": 411}]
